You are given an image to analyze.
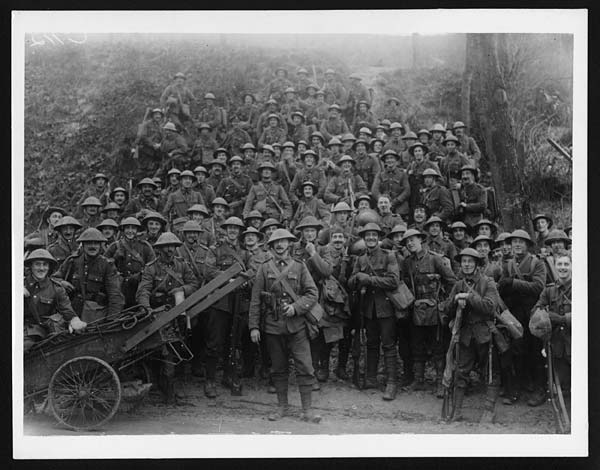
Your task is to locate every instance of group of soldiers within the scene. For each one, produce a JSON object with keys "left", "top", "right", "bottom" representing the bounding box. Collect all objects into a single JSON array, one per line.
[{"left": 23, "top": 67, "right": 572, "bottom": 425}]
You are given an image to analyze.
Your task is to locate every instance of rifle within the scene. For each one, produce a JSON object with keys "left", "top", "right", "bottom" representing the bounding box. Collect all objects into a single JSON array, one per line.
[
  {"left": 441, "top": 303, "right": 463, "bottom": 421},
  {"left": 348, "top": 177, "right": 356, "bottom": 210},
  {"left": 545, "top": 341, "right": 570, "bottom": 433},
  {"left": 352, "top": 286, "right": 367, "bottom": 389},
  {"left": 547, "top": 138, "right": 573, "bottom": 166},
  {"left": 134, "top": 107, "right": 151, "bottom": 160},
  {"left": 228, "top": 291, "right": 243, "bottom": 396}
]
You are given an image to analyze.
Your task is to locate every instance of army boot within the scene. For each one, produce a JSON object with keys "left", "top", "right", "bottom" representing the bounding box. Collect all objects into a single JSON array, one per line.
[
  {"left": 412, "top": 361, "right": 427, "bottom": 391},
  {"left": 451, "top": 387, "right": 466, "bottom": 422},
  {"left": 382, "top": 355, "right": 398, "bottom": 401},
  {"left": 299, "top": 386, "right": 322, "bottom": 424},
  {"left": 335, "top": 341, "right": 349, "bottom": 380},
  {"left": 316, "top": 348, "right": 330, "bottom": 382},
  {"left": 365, "top": 348, "right": 379, "bottom": 389},
  {"left": 399, "top": 359, "right": 414, "bottom": 386},
  {"left": 268, "top": 386, "right": 290, "bottom": 421},
  {"left": 435, "top": 359, "right": 445, "bottom": 399}
]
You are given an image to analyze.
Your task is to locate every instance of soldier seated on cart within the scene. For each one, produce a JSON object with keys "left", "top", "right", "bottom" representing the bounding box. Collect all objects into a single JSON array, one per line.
[{"left": 23, "top": 249, "right": 87, "bottom": 352}]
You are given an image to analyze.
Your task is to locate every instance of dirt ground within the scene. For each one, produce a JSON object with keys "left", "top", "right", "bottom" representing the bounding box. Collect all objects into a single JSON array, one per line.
[{"left": 24, "top": 370, "right": 559, "bottom": 436}]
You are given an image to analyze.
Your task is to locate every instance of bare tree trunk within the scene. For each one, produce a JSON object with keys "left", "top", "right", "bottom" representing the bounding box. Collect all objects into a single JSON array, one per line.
[
  {"left": 461, "top": 35, "right": 475, "bottom": 129},
  {"left": 470, "top": 33, "right": 532, "bottom": 232}
]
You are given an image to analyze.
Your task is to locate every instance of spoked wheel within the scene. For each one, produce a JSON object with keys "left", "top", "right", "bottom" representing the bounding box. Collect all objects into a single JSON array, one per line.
[{"left": 48, "top": 356, "right": 121, "bottom": 431}]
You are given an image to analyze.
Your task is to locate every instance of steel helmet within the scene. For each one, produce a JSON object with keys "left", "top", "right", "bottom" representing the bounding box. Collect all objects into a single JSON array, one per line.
[
  {"left": 349, "top": 238, "right": 366, "bottom": 255},
  {"left": 266, "top": 98, "right": 278, "bottom": 105},
  {"left": 241, "top": 226, "right": 264, "bottom": 240},
  {"left": 402, "top": 131, "right": 418, "bottom": 140},
  {"left": 167, "top": 168, "right": 182, "bottom": 177},
  {"left": 214, "top": 147, "right": 231, "bottom": 158},
  {"left": 91, "top": 173, "right": 109, "bottom": 183},
  {"left": 221, "top": 217, "right": 245, "bottom": 230},
  {"left": 152, "top": 177, "right": 163, "bottom": 186},
  {"left": 163, "top": 122, "right": 178, "bottom": 132},
  {"left": 187, "top": 204, "right": 210, "bottom": 216},
  {"left": 209, "top": 159, "right": 227, "bottom": 169},
  {"left": 101, "top": 202, "right": 122, "bottom": 214},
  {"left": 41, "top": 206, "right": 67, "bottom": 221},
  {"left": 349, "top": 73, "right": 362, "bottom": 80},
  {"left": 381, "top": 119, "right": 392, "bottom": 127},
  {"left": 228, "top": 155, "right": 245, "bottom": 165},
  {"left": 25, "top": 248, "right": 58, "bottom": 269},
  {"left": 453, "top": 121, "right": 467, "bottom": 130},
  {"left": 544, "top": 229, "right": 571, "bottom": 246},
  {"left": 506, "top": 229, "right": 534, "bottom": 244},
  {"left": 328, "top": 137, "right": 342, "bottom": 147},
  {"left": 260, "top": 218, "right": 283, "bottom": 233},
  {"left": 297, "top": 140, "right": 309, "bottom": 148},
  {"left": 495, "top": 232, "right": 511, "bottom": 244},
  {"left": 81, "top": 196, "right": 102, "bottom": 208},
  {"left": 470, "top": 234, "right": 495, "bottom": 249},
  {"left": 193, "top": 166, "right": 208, "bottom": 175},
  {"left": 204, "top": 93, "right": 216, "bottom": 100},
  {"left": 261, "top": 144, "right": 275, "bottom": 155},
  {"left": 455, "top": 247, "right": 483, "bottom": 263},
  {"left": 197, "top": 122, "right": 211, "bottom": 131},
  {"left": 310, "top": 131, "right": 325, "bottom": 143},
  {"left": 272, "top": 142, "right": 282, "bottom": 149},
  {"left": 443, "top": 134, "right": 460, "bottom": 145},
  {"left": 430, "top": 123, "right": 447, "bottom": 133},
  {"left": 306, "top": 82, "right": 319, "bottom": 91},
  {"left": 422, "top": 168, "right": 442, "bottom": 178},
  {"left": 267, "top": 113, "right": 281, "bottom": 123},
  {"left": 120, "top": 216, "right": 142, "bottom": 228},
  {"left": 142, "top": 211, "right": 167, "bottom": 226},
  {"left": 297, "top": 67, "right": 309, "bottom": 75},
  {"left": 300, "top": 149, "right": 319, "bottom": 163},
  {"left": 424, "top": 216, "right": 445, "bottom": 229},
  {"left": 54, "top": 216, "right": 82, "bottom": 230},
  {"left": 358, "top": 222, "right": 384, "bottom": 237},
  {"left": 180, "top": 170, "right": 195, "bottom": 179},
  {"left": 331, "top": 201, "right": 353, "bottom": 213},
  {"left": 460, "top": 164, "right": 479, "bottom": 179},
  {"left": 359, "top": 127, "right": 373, "bottom": 136},
  {"left": 341, "top": 133, "right": 356, "bottom": 142},
  {"left": 474, "top": 218, "right": 497, "bottom": 231},
  {"left": 354, "top": 194, "right": 373, "bottom": 209},
  {"left": 387, "top": 97, "right": 401, "bottom": 105},
  {"left": 300, "top": 180, "right": 319, "bottom": 191},
  {"left": 529, "top": 309, "right": 552, "bottom": 341},
  {"left": 450, "top": 221, "right": 468, "bottom": 231},
  {"left": 355, "top": 209, "right": 380, "bottom": 226},
  {"left": 357, "top": 100, "right": 371, "bottom": 109},
  {"left": 290, "top": 111, "right": 305, "bottom": 121},
  {"left": 181, "top": 220, "right": 203, "bottom": 233},
  {"left": 97, "top": 218, "right": 119, "bottom": 230},
  {"left": 389, "top": 122, "right": 404, "bottom": 130},
  {"left": 211, "top": 197, "right": 229, "bottom": 207},
  {"left": 174, "top": 72, "right": 186, "bottom": 79},
  {"left": 258, "top": 160, "right": 276, "bottom": 172},
  {"left": 76, "top": 228, "right": 107, "bottom": 243},
  {"left": 532, "top": 213, "right": 554, "bottom": 229},
  {"left": 324, "top": 68, "right": 336, "bottom": 75},
  {"left": 267, "top": 228, "right": 297, "bottom": 245},
  {"left": 337, "top": 154, "right": 356, "bottom": 167},
  {"left": 244, "top": 210, "right": 264, "bottom": 221},
  {"left": 417, "top": 128, "right": 432, "bottom": 137},
  {"left": 110, "top": 186, "right": 128, "bottom": 198},
  {"left": 284, "top": 87, "right": 296, "bottom": 94},
  {"left": 352, "top": 139, "right": 369, "bottom": 150},
  {"left": 282, "top": 141, "right": 296, "bottom": 149},
  {"left": 154, "top": 231, "right": 183, "bottom": 247},
  {"left": 295, "top": 215, "right": 323, "bottom": 232},
  {"left": 328, "top": 103, "right": 342, "bottom": 112},
  {"left": 401, "top": 228, "right": 427, "bottom": 244},
  {"left": 386, "top": 223, "right": 408, "bottom": 239},
  {"left": 24, "top": 237, "right": 45, "bottom": 252},
  {"left": 241, "top": 143, "right": 256, "bottom": 151},
  {"left": 137, "top": 177, "right": 158, "bottom": 188},
  {"left": 381, "top": 149, "right": 400, "bottom": 160},
  {"left": 152, "top": 108, "right": 164, "bottom": 116},
  {"left": 408, "top": 142, "right": 428, "bottom": 156},
  {"left": 275, "top": 66, "right": 288, "bottom": 75}
]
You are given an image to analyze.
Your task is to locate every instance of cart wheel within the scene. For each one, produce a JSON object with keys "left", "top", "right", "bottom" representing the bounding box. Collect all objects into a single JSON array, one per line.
[{"left": 48, "top": 356, "right": 121, "bottom": 431}]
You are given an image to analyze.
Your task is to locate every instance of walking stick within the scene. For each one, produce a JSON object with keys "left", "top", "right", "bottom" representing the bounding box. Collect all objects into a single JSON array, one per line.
[{"left": 442, "top": 304, "right": 463, "bottom": 421}]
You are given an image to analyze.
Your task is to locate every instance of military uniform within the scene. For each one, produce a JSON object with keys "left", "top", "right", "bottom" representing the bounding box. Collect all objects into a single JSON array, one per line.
[
  {"left": 160, "top": 83, "right": 195, "bottom": 126},
  {"left": 258, "top": 127, "right": 287, "bottom": 147},
  {"left": 378, "top": 212, "right": 405, "bottom": 237},
  {"left": 319, "top": 117, "right": 350, "bottom": 142},
  {"left": 137, "top": 119, "right": 164, "bottom": 175},
  {"left": 408, "top": 160, "right": 440, "bottom": 209},
  {"left": 192, "top": 135, "right": 218, "bottom": 166},
  {"left": 56, "top": 252, "right": 125, "bottom": 322},
  {"left": 353, "top": 153, "right": 381, "bottom": 190},
  {"left": 289, "top": 167, "right": 327, "bottom": 204},
  {"left": 202, "top": 215, "right": 227, "bottom": 244},
  {"left": 317, "top": 220, "right": 358, "bottom": 247},
  {"left": 457, "top": 134, "right": 481, "bottom": 166},
  {"left": 459, "top": 181, "right": 487, "bottom": 228},
  {"left": 221, "top": 128, "right": 252, "bottom": 158},
  {"left": 421, "top": 184, "right": 454, "bottom": 224},
  {"left": 80, "top": 213, "right": 103, "bottom": 230},
  {"left": 371, "top": 167, "right": 411, "bottom": 217},
  {"left": 324, "top": 174, "right": 368, "bottom": 205},
  {"left": 440, "top": 151, "right": 471, "bottom": 187},
  {"left": 160, "top": 133, "right": 189, "bottom": 168},
  {"left": 256, "top": 111, "right": 288, "bottom": 136},
  {"left": 290, "top": 197, "right": 331, "bottom": 230},
  {"left": 266, "top": 77, "right": 293, "bottom": 102},
  {"left": 123, "top": 194, "right": 160, "bottom": 219},
  {"left": 428, "top": 141, "right": 447, "bottom": 163},
  {"left": 243, "top": 181, "right": 292, "bottom": 222},
  {"left": 289, "top": 122, "right": 310, "bottom": 144},
  {"left": 322, "top": 81, "right": 347, "bottom": 106},
  {"left": 351, "top": 111, "right": 377, "bottom": 135},
  {"left": 216, "top": 174, "right": 253, "bottom": 218},
  {"left": 162, "top": 188, "right": 205, "bottom": 222},
  {"left": 235, "top": 103, "right": 260, "bottom": 136},
  {"left": 382, "top": 137, "right": 406, "bottom": 155},
  {"left": 426, "top": 234, "right": 458, "bottom": 272},
  {"left": 105, "top": 238, "right": 155, "bottom": 307},
  {"left": 192, "top": 181, "right": 216, "bottom": 209},
  {"left": 206, "top": 173, "right": 226, "bottom": 192},
  {"left": 48, "top": 236, "right": 79, "bottom": 266},
  {"left": 24, "top": 274, "right": 76, "bottom": 351},
  {"left": 197, "top": 105, "right": 224, "bottom": 138},
  {"left": 75, "top": 187, "right": 110, "bottom": 218}
]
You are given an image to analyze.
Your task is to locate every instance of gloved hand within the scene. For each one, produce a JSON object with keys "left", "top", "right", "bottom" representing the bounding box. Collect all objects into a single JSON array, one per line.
[{"left": 69, "top": 316, "right": 87, "bottom": 333}]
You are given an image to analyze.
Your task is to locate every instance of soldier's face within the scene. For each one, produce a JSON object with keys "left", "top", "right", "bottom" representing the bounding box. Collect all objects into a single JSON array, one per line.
[
  {"left": 317, "top": 95, "right": 325, "bottom": 102},
  {"left": 555, "top": 256, "right": 572, "bottom": 280},
  {"left": 83, "top": 241, "right": 101, "bottom": 257},
  {"left": 452, "top": 228, "right": 465, "bottom": 240},
  {"left": 195, "top": 172, "right": 206, "bottom": 183},
  {"left": 377, "top": 197, "right": 391, "bottom": 213},
  {"left": 307, "top": 88, "right": 316, "bottom": 96},
  {"left": 206, "top": 99, "right": 215, "bottom": 106},
  {"left": 325, "top": 73, "right": 334, "bottom": 81},
  {"left": 48, "top": 211, "right": 63, "bottom": 228},
  {"left": 30, "top": 260, "right": 50, "bottom": 280},
  {"left": 428, "top": 222, "right": 442, "bottom": 237},
  {"left": 113, "top": 192, "right": 126, "bottom": 205},
  {"left": 226, "top": 226, "right": 241, "bottom": 241},
  {"left": 424, "top": 176, "right": 435, "bottom": 188},
  {"left": 298, "top": 145, "right": 307, "bottom": 153},
  {"left": 212, "top": 165, "right": 222, "bottom": 176},
  {"left": 364, "top": 231, "right": 379, "bottom": 249},
  {"left": 478, "top": 225, "right": 492, "bottom": 237},
  {"left": 292, "top": 116, "right": 302, "bottom": 125},
  {"left": 85, "top": 206, "right": 99, "bottom": 216},
  {"left": 405, "top": 235, "right": 422, "bottom": 253},
  {"left": 342, "top": 141, "right": 353, "bottom": 151},
  {"left": 392, "top": 232, "right": 404, "bottom": 244},
  {"left": 536, "top": 218, "right": 549, "bottom": 232},
  {"left": 446, "top": 142, "right": 457, "bottom": 153},
  {"left": 160, "top": 245, "right": 177, "bottom": 261},
  {"left": 384, "top": 156, "right": 397, "bottom": 169},
  {"left": 358, "top": 104, "right": 368, "bottom": 113},
  {"left": 184, "top": 231, "right": 199, "bottom": 244},
  {"left": 244, "top": 150, "right": 255, "bottom": 160},
  {"left": 414, "top": 208, "right": 426, "bottom": 223},
  {"left": 123, "top": 225, "right": 138, "bottom": 240},
  {"left": 356, "top": 144, "right": 367, "bottom": 155},
  {"left": 414, "top": 147, "right": 425, "bottom": 161},
  {"left": 169, "top": 175, "right": 179, "bottom": 185},
  {"left": 269, "top": 118, "right": 278, "bottom": 128},
  {"left": 511, "top": 238, "right": 528, "bottom": 256},
  {"left": 501, "top": 241, "right": 512, "bottom": 256},
  {"left": 302, "top": 228, "right": 318, "bottom": 242},
  {"left": 244, "top": 233, "right": 258, "bottom": 248},
  {"left": 140, "top": 185, "right": 154, "bottom": 197},
  {"left": 94, "top": 178, "right": 107, "bottom": 189},
  {"left": 454, "top": 128, "right": 465, "bottom": 137},
  {"left": 190, "top": 213, "right": 204, "bottom": 223},
  {"left": 392, "top": 129, "right": 402, "bottom": 138},
  {"left": 286, "top": 92, "right": 295, "bottom": 100},
  {"left": 264, "top": 226, "right": 277, "bottom": 239},
  {"left": 250, "top": 219, "right": 262, "bottom": 229},
  {"left": 260, "top": 169, "right": 272, "bottom": 180},
  {"left": 59, "top": 225, "right": 76, "bottom": 240},
  {"left": 419, "top": 135, "right": 429, "bottom": 144},
  {"left": 331, "top": 232, "right": 345, "bottom": 248},
  {"left": 358, "top": 200, "right": 370, "bottom": 211},
  {"left": 373, "top": 142, "right": 383, "bottom": 153},
  {"left": 283, "top": 148, "right": 294, "bottom": 159},
  {"left": 213, "top": 205, "right": 225, "bottom": 217},
  {"left": 101, "top": 227, "right": 115, "bottom": 239},
  {"left": 181, "top": 176, "right": 194, "bottom": 188},
  {"left": 231, "top": 162, "right": 242, "bottom": 174},
  {"left": 311, "top": 137, "right": 321, "bottom": 147},
  {"left": 147, "top": 220, "right": 161, "bottom": 235},
  {"left": 460, "top": 256, "right": 477, "bottom": 275},
  {"left": 303, "top": 186, "right": 314, "bottom": 198},
  {"left": 304, "top": 155, "right": 316, "bottom": 168},
  {"left": 432, "top": 131, "right": 443, "bottom": 141},
  {"left": 272, "top": 239, "right": 290, "bottom": 255},
  {"left": 329, "top": 110, "right": 339, "bottom": 119},
  {"left": 174, "top": 78, "right": 184, "bottom": 86},
  {"left": 244, "top": 96, "right": 253, "bottom": 105},
  {"left": 153, "top": 112, "right": 162, "bottom": 122},
  {"left": 475, "top": 241, "right": 491, "bottom": 258},
  {"left": 551, "top": 240, "right": 567, "bottom": 253},
  {"left": 217, "top": 154, "right": 228, "bottom": 164},
  {"left": 461, "top": 171, "right": 474, "bottom": 185}
]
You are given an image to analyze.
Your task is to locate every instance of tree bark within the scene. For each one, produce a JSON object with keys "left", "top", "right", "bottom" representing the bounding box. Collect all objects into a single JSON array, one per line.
[
  {"left": 460, "top": 35, "right": 475, "bottom": 129},
  {"left": 470, "top": 33, "right": 532, "bottom": 232}
]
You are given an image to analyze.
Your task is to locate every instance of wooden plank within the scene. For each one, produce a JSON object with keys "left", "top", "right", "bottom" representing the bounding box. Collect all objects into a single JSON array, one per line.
[
  {"left": 185, "top": 272, "right": 251, "bottom": 320},
  {"left": 121, "top": 263, "right": 242, "bottom": 352}
]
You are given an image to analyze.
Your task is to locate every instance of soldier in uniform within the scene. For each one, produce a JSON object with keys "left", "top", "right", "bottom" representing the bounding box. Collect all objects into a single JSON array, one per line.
[
  {"left": 203, "top": 217, "right": 250, "bottom": 397},
  {"left": 159, "top": 72, "right": 196, "bottom": 131},
  {"left": 258, "top": 114, "right": 287, "bottom": 147},
  {"left": 97, "top": 219, "right": 119, "bottom": 247},
  {"left": 450, "top": 221, "right": 472, "bottom": 252},
  {"left": 101, "top": 202, "right": 122, "bottom": 225},
  {"left": 241, "top": 143, "right": 260, "bottom": 183},
  {"left": 256, "top": 98, "right": 288, "bottom": 137},
  {"left": 216, "top": 156, "right": 253, "bottom": 218},
  {"left": 322, "top": 68, "right": 347, "bottom": 107},
  {"left": 248, "top": 228, "right": 321, "bottom": 423},
  {"left": 204, "top": 197, "right": 229, "bottom": 244},
  {"left": 197, "top": 93, "right": 224, "bottom": 141},
  {"left": 55, "top": 228, "right": 125, "bottom": 323},
  {"left": 289, "top": 111, "right": 310, "bottom": 145},
  {"left": 407, "top": 143, "right": 439, "bottom": 209},
  {"left": 427, "top": 124, "right": 448, "bottom": 164},
  {"left": 325, "top": 137, "right": 344, "bottom": 169},
  {"left": 243, "top": 210, "right": 264, "bottom": 231},
  {"left": 352, "top": 139, "right": 380, "bottom": 190},
  {"left": 25, "top": 206, "right": 65, "bottom": 249},
  {"left": 473, "top": 218, "right": 498, "bottom": 239},
  {"left": 351, "top": 101, "right": 378, "bottom": 136},
  {"left": 289, "top": 149, "right": 327, "bottom": 206},
  {"left": 160, "top": 122, "right": 189, "bottom": 171},
  {"left": 266, "top": 66, "right": 293, "bottom": 103},
  {"left": 104, "top": 217, "right": 155, "bottom": 307},
  {"left": 452, "top": 121, "right": 481, "bottom": 167},
  {"left": 497, "top": 229, "right": 547, "bottom": 406},
  {"left": 375, "top": 195, "right": 405, "bottom": 237},
  {"left": 420, "top": 168, "right": 453, "bottom": 224},
  {"left": 136, "top": 108, "right": 165, "bottom": 178},
  {"left": 417, "top": 128, "right": 432, "bottom": 148},
  {"left": 48, "top": 216, "right": 83, "bottom": 267},
  {"left": 348, "top": 223, "right": 400, "bottom": 400},
  {"left": 79, "top": 197, "right": 103, "bottom": 230},
  {"left": 323, "top": 155, "right": 368, "bottom": 207},
  {"left": 135, "top": 232, "right": 199, "bottom": 402},
  {"left": 544, "top": 229, "right": 571, "bottom": 257},
  {"left": 409, "top": 203, "right": 428, "bottom": 231},
  {"left": 400, "top": 228, "right": 457, "bottom": 397},
  {"left": 317, "top": 201, "right": 357, "bottom": 247},
  {"left": 161, "top": 168, "right": 181, "bottom": 198},
  {"left": 206, "top": 159, "right": 227, "bottom": 193},
  {"left": 424, "top": 216, "right": 458, "bottom": 272},
  {"left": 186, "top": 204, "right": 215, "bottom": 246},
  {"left": 471, "top": 235, "right": 502, "bottom": 282},
  {"left": 371, "top": 149, "right": 410, "bottom": 218},
  {"left": 295, "top": 68, "right": 312, "bottom": 99},
  {"left": 444, "top": 248, "right": 501, "bottom": 422},
  {"left": 222, "top": 115, "right": 252, "bottom": 157},
  {"left": 192, "top": 123, "right": 218, "bottom": 166},
  {"left": 235, "top": 93, "right": 260, "bottom": 140},
  {"left": 457, "top": 165, "right": 487, "bottom": 228},
  {"left": 243, "top": 161, "right": 292, "bottom": 224},
  {"left": 290, "top": 181, "right": 331, "bottom": 231},
  {"left": 280, "top": 87, "right": 302, "bottom": 126},
  {"left": 192, "top": 165, "right": 216, "bottom": 206},
  {"left": 346, "top": 73, "right": 372, "bottom": 123},
  {"left": 23, "top": 249, "right": 86, "bottom": 352},
  {"left": 162, "top": 170, "right": 205, "bottom": 223},
  {"left": 382, "top": 122, "right": 406, "bottom": 155},
  {"left": 384, "top": 97, "right": 403, "bottom": 123},
  {"left": 306, "top": 89, "right": 329, "bottom": 133},
  {"left": 319, "top": 104, "right": 350, "bottom": 142},
  {"left": 532, "top": 213, "right": 553, "bottom": 254},
  {"left": 439, "top": 134, "right": 471, "bottom": 189},
  {"left": 75, "top": 173, "right": 110, "bottom": 218},
  {"left": 109, "top": 186, "right": 129, "bottom": 213},
  {"left": 140, "top": 211, "right": 167, "bottom": 246}
]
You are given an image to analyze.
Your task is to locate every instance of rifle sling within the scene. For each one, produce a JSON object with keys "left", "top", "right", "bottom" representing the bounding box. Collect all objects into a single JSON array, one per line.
[{"left": 267, "top": 260, "right": 297, "bottom": 301}]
